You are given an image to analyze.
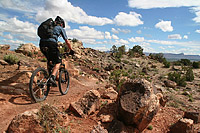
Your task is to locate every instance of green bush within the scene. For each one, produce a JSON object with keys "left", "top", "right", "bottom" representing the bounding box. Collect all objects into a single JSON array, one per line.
[
  {"left": 4, "top": 54, "right": 19, "bottom": 64},
  {"left": 180, "top": 59, "right": 191, "bottom": 66},
  {"left": 41, "top": 58, "right": 47, "bottom": 62},
  {"left": 163, "top": 58, "right": 170, "bottom": 68},
  {"left": 72, "top": 38, "right": 78, "bottom": 43},
  {"left": 110, "top": 69, "right": 122, "bottom": 85},
  {"left": 185, "top": 68, "right": 194, "bottom": 81},
  {"left": 192, "top": 61, "right": 200, "bottom": 68},
  {"left": 128, "top": 45, "right": 143, "bottom": 57},
  {"left": 168, "top": 72, "right": 186, "bottom": 87},
  {"left": 149, "top": 53, "right": 165, "bottom": 63},
  {"left": 147, "top": 125, "right": 153, "bottom": 130}
]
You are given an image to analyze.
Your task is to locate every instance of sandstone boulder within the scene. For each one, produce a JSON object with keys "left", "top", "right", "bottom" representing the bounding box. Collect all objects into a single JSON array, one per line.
[
  {"left": 7, "top": 109, "right": 43, "bottom": 133},
  {"left": 15, "top": 43, "right": 39, "bottom": 55},
  {"left": 91, "top": 122, "right": 108, "bottom": 133},
  {"left": 102, "top": 87, "right": 118, "bottom": 100},
  {"left": 69, "top": 90, "right": 100, "bottom": 117},
  {"left": 117, "top": 79, "right": 160, "bottom": 132},
  {"left": 7, "top": 104, "right": 69, "bottom": 133},
  {"left": 164, "top": 80, "right": 177, "bottom": 88},
  {"left": 184, "top": 111, "right": 200, "bottom": 124},
  {"left": 0, "top": 44, "right": 10, "bottom": 50},
  {"left": 170, "top": 118, "right": 194, "bottom": 133}
]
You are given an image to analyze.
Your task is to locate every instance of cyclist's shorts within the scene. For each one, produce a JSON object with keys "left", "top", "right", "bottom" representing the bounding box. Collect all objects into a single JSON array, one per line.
[{"left": 39, "top": 40, "right": 62, "bottom": 64}]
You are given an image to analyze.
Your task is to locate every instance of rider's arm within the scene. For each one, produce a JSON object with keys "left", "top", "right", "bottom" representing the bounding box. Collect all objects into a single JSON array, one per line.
[
  {"left": 60, "top": 27, "right": 73, "bottom": 50},
  {"left": 65, "top": 39, "right": 72, "bottom": 50}
]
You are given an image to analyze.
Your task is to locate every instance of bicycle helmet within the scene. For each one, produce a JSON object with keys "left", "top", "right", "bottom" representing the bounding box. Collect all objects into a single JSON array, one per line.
[{"left": 55, "top": 16, "right": 65, "bottom": 28}]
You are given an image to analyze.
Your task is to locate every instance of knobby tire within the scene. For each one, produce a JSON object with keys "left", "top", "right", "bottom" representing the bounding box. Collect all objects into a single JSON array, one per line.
[
  {"left": 58, "top": 68, "right": 70, "bottom": 95},
  {"left": 29, "top": 67, "right": 50, "bottom": 102}
]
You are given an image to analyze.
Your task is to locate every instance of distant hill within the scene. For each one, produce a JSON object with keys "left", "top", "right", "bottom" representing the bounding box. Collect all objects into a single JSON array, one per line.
[{"left": 145, "top": 53, "right": 200, "bottom": 61}]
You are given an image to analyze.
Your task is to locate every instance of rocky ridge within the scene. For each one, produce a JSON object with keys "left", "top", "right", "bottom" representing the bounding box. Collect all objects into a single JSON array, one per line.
[{"left": 0, "top": 42, "right": 200, "bottom": 132}]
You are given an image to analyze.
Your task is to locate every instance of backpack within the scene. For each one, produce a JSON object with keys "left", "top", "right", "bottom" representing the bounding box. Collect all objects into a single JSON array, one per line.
[{"left": 37, "top": 18, "right": 55, "bottom": 39}]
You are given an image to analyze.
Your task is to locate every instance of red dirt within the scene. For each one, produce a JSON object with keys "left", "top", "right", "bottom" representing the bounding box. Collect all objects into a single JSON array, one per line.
[
  {"left": 0, "top": 64, "right": 104, "bottom": 132},
  {"left": 0, "top": 64, "right": 199, "bottom": 133}
]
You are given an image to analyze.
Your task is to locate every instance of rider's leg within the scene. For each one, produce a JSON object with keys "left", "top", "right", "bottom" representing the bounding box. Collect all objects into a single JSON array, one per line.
[
  {"left": 51, "top": 63, "right": 61, "bottom": 77},
  {"left": 49, "top": 63, "right": 60, "bottom": 87}
]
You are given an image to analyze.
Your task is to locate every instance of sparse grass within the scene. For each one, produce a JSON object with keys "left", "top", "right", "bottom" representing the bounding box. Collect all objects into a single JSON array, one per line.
[
  {"left": 37, "top": 104, "right": 66, "bottom": 132},
  {"left": 147, "top": 125, "right": 153, "bottom": 130},
  {"left": 100, "top": 100, "right": 108, "bottom": 109},
  {"left": 4, "top": 54, "right": 19, "bottom": 64},
  {"left": 40, "top": 58, "right": 47, "bottom": 62}
]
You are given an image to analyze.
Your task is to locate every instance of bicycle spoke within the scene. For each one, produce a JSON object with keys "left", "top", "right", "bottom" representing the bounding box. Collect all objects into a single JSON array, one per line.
[
  {"left": 58, "top": 69, "right": 70, "bottom": 95},
  {"left": 29, "top": 67, "right": 50, "bottom": 102}
]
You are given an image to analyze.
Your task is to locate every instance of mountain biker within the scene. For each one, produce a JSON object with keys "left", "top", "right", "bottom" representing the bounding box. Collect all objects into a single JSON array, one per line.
[{"left": 39, "top": 16, "right": 74, "bottom": 86}]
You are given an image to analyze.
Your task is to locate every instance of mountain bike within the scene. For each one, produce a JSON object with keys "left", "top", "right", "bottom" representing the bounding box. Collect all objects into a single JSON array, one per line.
[{"left": 29, "top": 52, "right": 70, "bottom": 103}]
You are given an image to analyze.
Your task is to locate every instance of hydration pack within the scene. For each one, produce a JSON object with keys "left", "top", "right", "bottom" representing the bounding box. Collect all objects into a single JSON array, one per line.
[{"left": 37, "top": 18, "right": 55, "bottom": 39}]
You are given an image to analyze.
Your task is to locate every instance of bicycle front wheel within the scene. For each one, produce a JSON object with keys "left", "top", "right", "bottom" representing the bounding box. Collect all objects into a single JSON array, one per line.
[
  {"left": 58, "top": 69, "right": 70, "bottom": 95},
  {"left": 29, "top": 67, "right": 50, "bottom": 102}
]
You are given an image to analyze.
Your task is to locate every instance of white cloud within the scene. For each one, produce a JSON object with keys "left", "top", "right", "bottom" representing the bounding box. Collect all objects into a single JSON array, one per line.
[
  {"left": 94, "top": 45, "right": 110, "bottom": 51},
  {"left": 129, "top": 37, "right": 145, "bottom": 42},
  {"left": 68, "top": 26, "right": 104, "bottom": 40},
  {"left": 114, "top": 39, "right": 129, "bottom": 45},
  {"left": 128, "top": 0, "right": 200, "bottom": 9},
  {"left": 128, "top": 0, "right": 200, "bottom": 24},
  {"left": 112, "top": 34, "right": 119, "bottom": 40},
  {"left": 195, "top": 29, "right": 200, "bottom": 33},
  {"left": 137, "top": 30, "right": 142, "bottom": 34},
  {"left": 111, "top": 28, "right": 119, "bottom": 34},
  {"left": 155, "top": 20, "right": 173, "bottom": 32},
  {"left": 0, "top": 0, "right": 44, "bottom": 13},
  {"left": 114, "top": 12, "right": 143, "bottom": 26},
  {"left": 183, "top": 35, "right": 188, "bottom": 39},
  {"left": 0, "top": 17, "right": 38, "bottom": 41},
  {"left": 3, "top": 34, "right": 13, "bottom": 39},
  {"left": 111, "top": 28, "right": 131, "bottom": 34},
  {"left": 36, "top": 0, "right": 113, "bottom": 26},
  {"left": 192, "top": 7, "right": 200, "bottom": 23},
  {"left": 168, "top": 34, "right": 182, "bottom": 39},
  {"left": 105, "top": 32, "right": 112, "bottom": 39}
]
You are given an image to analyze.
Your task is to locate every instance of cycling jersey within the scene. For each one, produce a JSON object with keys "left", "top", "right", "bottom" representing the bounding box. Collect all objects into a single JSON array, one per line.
[{"left": 40, "top": 25, "right": 68, "bottom": 42}]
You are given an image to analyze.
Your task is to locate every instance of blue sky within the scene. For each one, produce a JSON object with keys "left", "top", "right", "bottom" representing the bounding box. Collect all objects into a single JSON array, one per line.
[{"left": 0, "top": 0, "right": 200, "bottom": 55}]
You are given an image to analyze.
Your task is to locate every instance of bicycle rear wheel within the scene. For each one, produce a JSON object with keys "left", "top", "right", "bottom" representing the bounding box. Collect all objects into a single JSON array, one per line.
[
  {"left": 58, "top": 68, "right": 70, "bottom": 95},
  {"left": 29, "top": 67, "right": 50, "bottom": 102}
]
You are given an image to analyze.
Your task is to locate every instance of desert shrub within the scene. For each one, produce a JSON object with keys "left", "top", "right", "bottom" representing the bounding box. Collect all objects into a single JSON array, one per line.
[
  {"left": 109, "top": 69, "right": 127, "bottom": 91},
  {"left": 168, "top": 72, "right": 186, "bottom": 87},
  {"left": 110, "top": 45, "right": 118, "bottom": 53},
  {"left": 115, "top": 57, "right": 121, "bottom": 63},
  {"left": 149, "top": 53, "right": 170, "bottom": 67},
  {"left": 41, "top": 58, "right": 47, "bottom": 62},
  {"left": 128, "top": 69, "right": 133, "bottom": 73},
  {"left": 147, "top": 125, "right": 153, "bottom": 130},
  {"left": 179, "top": 59, "right": 191, "bottom": 66},
  {"left": 192, "top": 61, "right": 200, "bottom": 68},
  {"left": 128, "top": 45, "right": 143, "bottom": 57},
  {"left": 27, "top": 52, "right": 33, "bottom": 57},
  {"left": 92, "top": 67, "right": 100, "bottom": 72},
  {"left": 110, "top": 69, "right": 122, "bottom": 85},
  {"left": 38, "top": 104, "right": 67, "bottom": 132},
  {"left": 185, "top": 68, "right": 194, "bottom": 81},
  {"left": 4, "top": 54, "right": 19, "bottom": 64},
  {"left": 122, "top": 59, "right": 129, "bottom": 64},
  {"left": 149, "top": 53, "right": 165, "bottom": 63},
  {"left": 72, "top": 38, "right": 78, "bottom": 43},
  {"left": 118, "top": 45, "right": 126, "bottom": 55},
  {"left": 163, "top": 58, "right": 171, "bottom": 68},
  {"left": 17, "top": 44, "right": 25, "bottom": 49},
  {"left": 110, "top": 45, "right": 126, "bottom": 61}
]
